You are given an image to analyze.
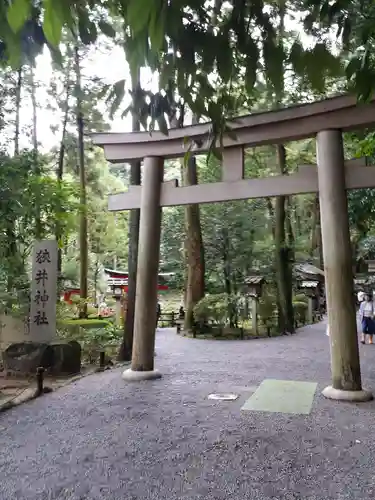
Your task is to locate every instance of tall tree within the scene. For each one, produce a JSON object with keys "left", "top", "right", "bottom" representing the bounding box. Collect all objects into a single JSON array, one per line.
[
  {"left": 271, "top": 1, "right": 295, "bottom": 333},
  {"left": 119, "top": 63, "right": 141, "bottom": 361},
  {"left": 275, "top": 145, "right": 294, "bottom": 333},
  {"left": 6, "top": 68, "right": 23, "bottom": 295},
  {"left": 27, "top": 64, "right": 43, "bottom": 238},
  {"left": 74, "top": 42, "right": 88, "bottom": 318},
  {"left": 55, "top": 59, "right": 72, "bottom": 279},
  {"left": 14, "top": 68, "right": 22, "bottom": 156},
  {"left": 183, "top": 152, "right": 206, "bottom": 330}
]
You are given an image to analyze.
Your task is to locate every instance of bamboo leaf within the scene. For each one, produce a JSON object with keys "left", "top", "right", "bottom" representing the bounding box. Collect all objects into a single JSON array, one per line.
[
  {"left": 78, "top": 18, "right": 98, "bottom": 45},
  {"left": 127, "top": 0, "right": 153, "bottom": 34},
  {"left": 216, "top": 36, "right": 232, "bottom": 82},
  {"left": 149, "top": 4, "right": 165, "bottom": 51},
  {"left": 157, "top": 114, "right": 168, "bottom": 135},
  {"left": 108, "top": 79, "right": 126, "bottom": 117},
  {"left": 43, "top": 0, "right": 64, "bottom": 46},
  {"left": 244, "top": 38, "right": 259, "bottom": 94},
  {"left": 98, "top": 21, "right": 116, "bottom": 38},
  {"left": 7, "top": 0, "right": 31, "bottom": 33}
]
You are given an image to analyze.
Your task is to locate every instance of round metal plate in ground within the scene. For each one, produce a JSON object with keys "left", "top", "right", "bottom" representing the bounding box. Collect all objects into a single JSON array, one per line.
[{"left": 208, "top": 393, "right": 239, "bottom": 401}]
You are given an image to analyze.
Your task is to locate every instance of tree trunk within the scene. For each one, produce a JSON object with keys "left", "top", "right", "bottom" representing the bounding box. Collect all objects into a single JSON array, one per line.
[
  {"left": 311, "top": 194, "right": 324, "bottom": 269},
  {"left": 168, "top": 108, "right": 205, "bottom": 327},
  {"left": 56, "top": 63, "right": 71, "bottom": 282},
  {"left": 7, "top": 68, "right": 23, "bottom": 296},
  {"left": 222, "top": 226, "right": 235, "bottom": 327},
  {"left": 273, "top": 2, "right": 294, "bottom": 333},
  {"left": 266, "top": 198, "right": 275, "bottom": 238},
  {"left": 75, "top": 44, "right": 88, "bottom": 318},
  {"left": 183, "top": 155, "right": 205, "bottom": 330},
  {"left": 275, "top": 145, "right": 294, "bottom": 334},
  {"left": 14, "top": 68, "right": 22, "bottom": 156},
  {"left": 94, "top": 257, "right": 99, "bottom": 305},
  {"left": 29, "top": 65, "right": 43, "bottom": 239},
  {"left": 118, "top": 66, "right": 141, "bottom": 361},
  {"left": 285, "top": 197, "right": 295, "bottom": 261},
  {"left": 30, "top": 67, "right": 38, "bottom": 153}
]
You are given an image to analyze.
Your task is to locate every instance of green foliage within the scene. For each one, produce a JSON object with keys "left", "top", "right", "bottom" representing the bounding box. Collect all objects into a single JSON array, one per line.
[
  {"left": 193, "top": 293, "right": 234, "bottom": 325},
  {"left": 293, "top": 300, "right": 308, "bottom": 324},
  {"left": 293, "top": 293, "right": 308, "bottom": 304},
  {"left": 303, "top": 0, "right": 375, "bottom": 101},
  {"left": 58, "top": 320, "right": 122, "bottom": 363},
  {"left": 0, "top": 0, "right": 347, "bottom": 131},
  {"left": 258, "top": 289, "right": 277, "bottom": 324},
  {"left": 59, "top": 318, "right": 111, "bottom": 328},
  {"left": 0, "top": 151, "right": 76, "bottom": 290},
  {"left": 7, "top": 0, "right": 31, "bottom": 33},
  {"left": 346, "top": 132, "right": 375, "bottom": 241}
]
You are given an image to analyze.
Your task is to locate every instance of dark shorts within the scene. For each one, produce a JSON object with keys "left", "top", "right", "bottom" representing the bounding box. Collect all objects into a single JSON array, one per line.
[{"left": 362, "top": 317, "right": 374, "bottom": 335}]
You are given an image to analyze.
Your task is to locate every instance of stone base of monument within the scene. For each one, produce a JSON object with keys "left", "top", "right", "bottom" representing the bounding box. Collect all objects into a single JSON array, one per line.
[
  {"left": 49, "top": 340, "right": 81, "bottom": 375},
  {"left": 2, "top": 341, "right": 81, "bottom": 376},
  {"left": 322, "top": 385, "right": 373, "bottom": 402},
  {"left": 122, "top": 368, "right": 162, "bottom": 381}
]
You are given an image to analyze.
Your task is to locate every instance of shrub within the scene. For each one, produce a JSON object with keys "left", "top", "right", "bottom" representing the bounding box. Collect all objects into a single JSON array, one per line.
[
  {"left": 58, "top": 318, "right": 111, "bottom": 329},
  {"left": 87, "top": 305, "right": 99, "bottom": 317},
  {"left": 194, "top": 293, "right": 231, "bottom": 325},
  {"left": 293, "top": 293, "right": 308, "bottom": 304},
  {"left": 58, "top": 322, "right": 122, "bottom": 363},
  {"left": 258, "top": 288, "right": 277, "bottom": 326},
  {"left": 293, "top": 300, "right": 308, "bottom": 324}
]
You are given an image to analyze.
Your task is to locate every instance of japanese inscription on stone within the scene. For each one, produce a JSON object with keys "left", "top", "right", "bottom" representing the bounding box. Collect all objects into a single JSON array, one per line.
[{"left": 30, "top": 240, "right": 58, "bottom": 342}]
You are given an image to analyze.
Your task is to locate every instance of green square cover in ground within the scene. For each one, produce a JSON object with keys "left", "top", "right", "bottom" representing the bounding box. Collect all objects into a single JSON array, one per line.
[{"left": 241, "top": 379, "right": 317, "bottom": 415}]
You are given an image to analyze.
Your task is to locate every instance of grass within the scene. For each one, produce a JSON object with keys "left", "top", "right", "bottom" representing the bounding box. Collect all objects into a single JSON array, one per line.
[{"left": 58, "top": 318, "right": 111, "bottom": 329}]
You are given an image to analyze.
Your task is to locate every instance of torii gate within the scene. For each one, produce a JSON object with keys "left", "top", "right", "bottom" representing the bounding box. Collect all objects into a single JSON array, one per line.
[{"left": 92, "top": 94, "right": 375, "bottom": 402}]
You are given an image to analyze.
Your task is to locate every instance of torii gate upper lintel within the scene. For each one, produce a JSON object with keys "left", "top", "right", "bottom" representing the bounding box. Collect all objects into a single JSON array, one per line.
[{"left": 91, "top": 94, "right": 375, "bottom": 403}]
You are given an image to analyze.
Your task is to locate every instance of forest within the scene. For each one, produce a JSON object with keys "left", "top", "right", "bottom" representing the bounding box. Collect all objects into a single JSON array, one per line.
[{"left": 1, "top": 0, "right": 375, "bottom": 362}]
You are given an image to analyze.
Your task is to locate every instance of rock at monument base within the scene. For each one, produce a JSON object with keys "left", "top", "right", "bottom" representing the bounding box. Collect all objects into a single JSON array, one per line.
[
  {"left": 2, "top": 342, "right": 54, "bottom": 374},
  {"left": 2, "top": 340, "right": 82, "bottom": 375},
  {"left": 50, "top": 340, "right": 81, "bottom": 375}
]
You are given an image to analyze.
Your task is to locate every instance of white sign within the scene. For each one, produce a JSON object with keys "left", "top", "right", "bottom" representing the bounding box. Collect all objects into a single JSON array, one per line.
[
  {"left": 301, "top": 281, "right": 318, "bottom": 288},
  {"left": 107, "top": 278, "right": 128, "bottom": 286},
  {"left": 29, "top": 240, "right": 58, "bottom": 343}
]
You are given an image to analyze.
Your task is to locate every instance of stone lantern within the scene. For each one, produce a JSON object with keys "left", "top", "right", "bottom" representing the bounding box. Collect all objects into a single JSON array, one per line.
[
  {"left": 244, "top": 276, "right": 265, "bottom": 334},
  {"left": 299, "top": 280, "right": 319, "bottom": 324},
  {"left": 112, "top": 286, "right": 124, "bottom": 325}
]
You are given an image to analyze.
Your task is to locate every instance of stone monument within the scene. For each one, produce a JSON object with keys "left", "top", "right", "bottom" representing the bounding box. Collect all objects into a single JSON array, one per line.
[
  {"left": 2, "top": 240, "right": 81, "bottom": 375},
  {"left": 29, "top": 240, "right": 58, "bottom": 343}
]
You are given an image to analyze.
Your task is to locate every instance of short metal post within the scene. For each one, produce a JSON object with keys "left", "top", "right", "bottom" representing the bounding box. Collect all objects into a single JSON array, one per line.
[
  {"left": 99, "top": 351, "right": 105, "bottom": 369},
  {"left": 36, "top": 366, "right": 45, "bottom": 396}
]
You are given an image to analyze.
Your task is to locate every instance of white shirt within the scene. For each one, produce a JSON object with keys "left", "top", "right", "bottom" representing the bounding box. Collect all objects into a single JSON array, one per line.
[
  {"left": 358, "top": 291, "right": 365, "bottom": 302},
  {"left": 360, "top": 301, "right": 374, "bottom": 318}
]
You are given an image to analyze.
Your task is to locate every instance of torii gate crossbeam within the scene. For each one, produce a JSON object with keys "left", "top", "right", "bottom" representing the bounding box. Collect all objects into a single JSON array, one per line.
[{"left": 108, "top": 158, "right": 375, "bottom": 211}]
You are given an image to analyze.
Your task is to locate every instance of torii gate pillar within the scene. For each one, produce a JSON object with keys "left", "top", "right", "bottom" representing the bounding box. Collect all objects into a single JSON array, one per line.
[
  {"left": 317, "top": 129, "right": 372, "bottom": 402},
  {"left": 122, "top": 156, "right": 164, "bottom": 381}
]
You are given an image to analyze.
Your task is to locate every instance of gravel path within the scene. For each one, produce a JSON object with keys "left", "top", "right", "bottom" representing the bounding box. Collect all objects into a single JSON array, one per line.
[{"left": 2, "top": 322, "right": 375, "bottom": 500}]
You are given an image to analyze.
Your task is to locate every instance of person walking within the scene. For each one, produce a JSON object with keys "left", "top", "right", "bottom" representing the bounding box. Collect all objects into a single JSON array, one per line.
[{"left": 360, "top": 293, "right": 374, "bottom": 345}]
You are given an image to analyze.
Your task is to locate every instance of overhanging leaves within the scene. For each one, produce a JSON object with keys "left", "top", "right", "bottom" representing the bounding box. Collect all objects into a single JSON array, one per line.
[{"left": 7, "top": 0, "right": 31, "bottom": 33}]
